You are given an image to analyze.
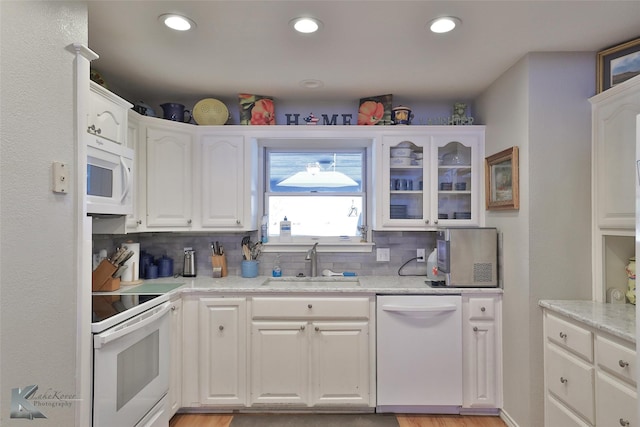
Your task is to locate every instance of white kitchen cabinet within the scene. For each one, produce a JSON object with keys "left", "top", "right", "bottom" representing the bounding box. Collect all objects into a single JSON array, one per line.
[
  {"left": 199, "top": 134, "right": 256, "bottom": 229},
  {"left": 198, "top": 297, "right": 247, "bottom": 406},
  {"left": 375, "top": 127, "right": 484, "bottom": 230},
  {"left": 590, "top": 75, "right": 640, "bottom": 301},
  {"left": 250, "top": 296, "right": 373, "bottom": 408},
  {"left": 461, "top": 295, "right": 502, "bottom": 412},
  {"left": 126, "top": 111, "right": 143, "bottom": 231},
  {"left": 88, "top": 81, "right": 131, "bottom": 144},
  {"left": 168, "top": 298, "right": 182, "bottom": 418},
  {"left": 542, "top": 309, "right": 638, "bottom": 426},
  {"left": 145, "top": 122, "right": 194, "bottom": 228}
]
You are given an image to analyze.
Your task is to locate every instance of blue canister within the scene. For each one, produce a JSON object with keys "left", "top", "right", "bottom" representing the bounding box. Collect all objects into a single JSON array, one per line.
[
  {"left": 140, "top": 253, "right": 153, "bottom": 278},
  {"left": 146, "top": 264, "right": 159, "bottom": 279},
  {"left": 158, "top": 256, "right": 173, "bottom": 277},
  {"left": 241, "top": 260, "right": 259, "bottom": 278}
]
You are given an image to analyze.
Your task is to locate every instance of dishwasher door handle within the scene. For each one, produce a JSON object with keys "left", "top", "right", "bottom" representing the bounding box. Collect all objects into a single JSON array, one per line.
[{"left": 381, "top": 304, "right": 457, "bottom": 313}]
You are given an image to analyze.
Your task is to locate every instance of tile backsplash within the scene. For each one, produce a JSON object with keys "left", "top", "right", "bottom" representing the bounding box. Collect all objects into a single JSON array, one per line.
[{"left": 93, "top": 231, "right": 437, "bottom": 279}]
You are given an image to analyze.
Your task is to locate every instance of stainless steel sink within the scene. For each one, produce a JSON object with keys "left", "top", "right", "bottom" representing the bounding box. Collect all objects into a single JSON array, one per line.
[{"left": 262, "top": 277, "right": 360, "bottom": 287}]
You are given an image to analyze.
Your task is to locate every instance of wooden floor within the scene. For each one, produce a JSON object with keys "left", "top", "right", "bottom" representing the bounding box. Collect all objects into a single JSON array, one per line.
[{"left": 169, "top": 413, "right": 507, "bottom": 427}]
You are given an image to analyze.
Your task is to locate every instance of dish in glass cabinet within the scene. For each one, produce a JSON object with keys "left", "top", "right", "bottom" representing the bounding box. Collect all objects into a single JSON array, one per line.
[
  {"left": 193, "top": 98, "right": 229, "bottom": 125},
  {"left": 390, "top": 157, "right": 412, "bottom": 166}
]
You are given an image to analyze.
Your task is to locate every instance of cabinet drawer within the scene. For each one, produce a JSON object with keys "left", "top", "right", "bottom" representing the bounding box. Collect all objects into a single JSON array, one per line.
[
  {"left": 546, "top": 394, "right": 592, "bottom": 427},
  {"left": 546, "top": 344, "right": 595, "bottom": 424},
  {"left": 546, "top": 312, "right": 593, "bottom": 362},
  {"left": 596, "top": 334, "right": 637, "bottom": 386},
  {"left": 251, "top": 297, "right": 370, "bottom": 320},
  {"left": 467, "top": 297, "right": 496, "bottom": 320},
  {"left": 596, "top": 372, "right": 638, "bottom": 427}
]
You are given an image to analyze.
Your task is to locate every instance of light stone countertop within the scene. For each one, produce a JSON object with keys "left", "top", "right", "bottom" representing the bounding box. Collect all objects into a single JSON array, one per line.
[
  {"left": 539, "top": 300, "right": 636, "bottom": 343},
  {"left": 113, "top": 275, "right": 504, "bottom": 296}
]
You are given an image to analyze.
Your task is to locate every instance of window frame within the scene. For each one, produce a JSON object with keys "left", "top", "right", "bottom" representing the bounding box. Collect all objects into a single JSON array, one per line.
[{"left": 257, "top": 137, "right": 374, "bottom": 253}]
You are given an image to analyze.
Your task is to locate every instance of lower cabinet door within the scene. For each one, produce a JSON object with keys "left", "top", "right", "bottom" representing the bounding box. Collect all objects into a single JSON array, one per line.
[
  {"left": 198, "top": 298, "right": 247, "bottom": 406},
  {"left": 596, "top": 372, "right": 637, "bottom": 427},
  {"left": 310, "top": 321, "right": 370, "bottom": 407},
  {"left": 546, "top": 395, "right": 592, "bottom": 427},
  {"left": 250, "top": 321, "right": 309, "bottom": 406}
]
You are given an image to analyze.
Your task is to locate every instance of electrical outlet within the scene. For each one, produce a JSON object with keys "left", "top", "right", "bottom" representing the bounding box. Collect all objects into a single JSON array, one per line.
[
  {"left": 417, "top": 248, "right": 426, "bottom": 262},
  {"left": 376, "top": 248, "right": 390, "bottom": 262}
]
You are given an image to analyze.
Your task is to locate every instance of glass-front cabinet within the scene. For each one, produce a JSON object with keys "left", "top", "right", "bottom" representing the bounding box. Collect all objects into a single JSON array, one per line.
[{"left": 375, "top": 127, "right": 484, "bottom": 230}]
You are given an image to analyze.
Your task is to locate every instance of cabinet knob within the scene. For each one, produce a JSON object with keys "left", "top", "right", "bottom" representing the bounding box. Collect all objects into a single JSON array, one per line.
[
  {"left": 136, "top": 220, "right": 142, "bottom": 225},
  {"left": 619, "top": 360, "right": 629, "bottom": 368},
  {"left": 434, "top": 220, "right": 438, "bottom": 225},
  {"left": 620, "top": 419, "right": 630, "bottom": 426},
  {"left": 560, "top": 377, "right": 568, "bottom": 384},
  {"left": 481, "top": 306, "right": 486, "bottom": 312},
  {"left": 300, "top": 325, "right": 305, "bottom": 331},
  {"left": 171, "top": 305, "right": 176, "bottom": 311},
  {"left": 473, "top": 326, "right": 478, "bottom": 332},
  {"left": 425, "top": 220, "right": 430, "bottom": 224},
  {"left": 187, "top": 219, "right": 192, "bottom": 225},
  {"left": 308, "top": 304, "right": 313, "bottom": 309},
  {"left": 315, "top": 326, "right": 320, "bottom": 332},
  {"left": 219, "top": 325, "right": 224, "bottom": 331},
  {"left": 236, "top": 219, "right": 241, "bottom": 225},
  {"left": 559, "top": 332, "right": 567, "bottom": 339}
]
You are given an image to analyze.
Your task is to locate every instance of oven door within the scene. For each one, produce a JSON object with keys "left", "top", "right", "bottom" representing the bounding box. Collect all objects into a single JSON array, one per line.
[{"left": 93, "top": 301, "right": 170, "bottom": 427}]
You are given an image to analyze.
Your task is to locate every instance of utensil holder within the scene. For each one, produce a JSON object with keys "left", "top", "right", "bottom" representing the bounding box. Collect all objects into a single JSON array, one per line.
[
  {"left": 211, "top": 254, "right": 228, "bottom": 277},
  {"left": 92, "top": 259, "right": 120, "bottom": 291},
  {"left": 241, "top": 260, "right": 259, "bottom": 278}
]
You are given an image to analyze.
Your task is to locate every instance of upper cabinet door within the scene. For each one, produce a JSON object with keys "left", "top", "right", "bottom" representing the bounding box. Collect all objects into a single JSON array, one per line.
[
  {"left": 591, "top": 82, "right": 640, "bottom": 229},
  {"left": 146, "top": 124, "right": 193, "bottom": 228},
  {"left": 430, "top": 131, "right": 482, "bottom": 227},
  {"left": 88, "top": 81, "right": 131, "bottom": 144},
  {"left": 200, "top": 134, "right": 246, "bottom": 228}
]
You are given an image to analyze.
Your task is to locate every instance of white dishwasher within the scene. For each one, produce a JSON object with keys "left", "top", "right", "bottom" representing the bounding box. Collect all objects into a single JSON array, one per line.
[{"left": 376, "top": 295, "right": 462, "bottom": 413}]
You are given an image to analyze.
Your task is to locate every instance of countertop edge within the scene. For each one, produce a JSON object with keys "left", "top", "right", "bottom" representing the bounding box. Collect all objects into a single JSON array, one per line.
[{"left": 539, "top": 299, "right": 636, "bottom": 344}]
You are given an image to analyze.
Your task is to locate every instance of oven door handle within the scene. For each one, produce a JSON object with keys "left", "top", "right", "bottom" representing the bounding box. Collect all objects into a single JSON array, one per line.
[{"left": 94, "top": 301, "right": 170, "bottom": 349}]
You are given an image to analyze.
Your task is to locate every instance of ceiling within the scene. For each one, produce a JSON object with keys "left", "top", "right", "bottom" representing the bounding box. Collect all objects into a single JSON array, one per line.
[{"left": 88, "top": 1, "right": 640, "bottom": 103}]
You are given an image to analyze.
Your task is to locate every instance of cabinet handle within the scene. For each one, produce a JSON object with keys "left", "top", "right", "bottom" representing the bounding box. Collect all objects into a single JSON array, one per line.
[
  {"left": 236, "top": 219, "right": 241, "bottom": 225},
  {"left": 308, "top": 304, "right": 313, "bottom": 309},
  {"left": 187, "top": 219, "right": 192, "bottom": 225},
  {"left": 219, "top": 325, "right": 224, "bottom": 331},
  {"left": 481, "top": 307, "right": 486, "bottom": 312},
  {"left": 171, "top": 305, "right": 176, "bottom": 311},
  {"left": 87, "top": 124, "right": 102, "bottom": 135},
  {"left": 619, "top": 360, "right": 629, "bottom": 368},
  {"left": 300, "top": 325, "right": 305, "bottom": 330},
  {"left": 434, "top": 220, "right": 438, "bottom": 225},
  {"left": 559, "top": 332, "right": 567, "bottom": 339},
  {"left": 560, "top": 377, "right": 568, "bottom": 384},
  {"left": 425, "top": 220, "right": 430, "bottom": 225},
  {"left": 620, "top": 419, "right": 630, "bottom": 426},
  {"left": 315, "top": 326, "right": 320, "bottom": 332},
  {"left": 136, "top": 220, "right": 142, "bottom": 225},
  {"left": 473, "top": 326, "right": 478, "bottom": 332}
]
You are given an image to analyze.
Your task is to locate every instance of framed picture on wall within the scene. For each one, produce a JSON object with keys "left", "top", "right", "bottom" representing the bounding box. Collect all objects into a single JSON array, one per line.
[
  {"left": 596, "top": 37, "right": 640, "bottom": 93},
  {"left": 485, "top": 146, "right": 519, "bottom": 210}
]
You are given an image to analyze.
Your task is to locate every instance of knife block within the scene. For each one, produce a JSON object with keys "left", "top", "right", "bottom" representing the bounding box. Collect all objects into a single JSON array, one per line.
[
  {"left": 92, "top": 259, "right": 120, "bottom": 292},
  {"left": 211, "top": 254, "right": 228, "bottom": 277}
]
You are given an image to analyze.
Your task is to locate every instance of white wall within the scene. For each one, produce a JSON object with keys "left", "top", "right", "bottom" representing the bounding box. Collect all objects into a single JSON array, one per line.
[
  {"left": 0, "top": 2, "right": 87, "bottom": 425},
  {"left": 476, "top": 52, "right": 593, "bottom": 427}
]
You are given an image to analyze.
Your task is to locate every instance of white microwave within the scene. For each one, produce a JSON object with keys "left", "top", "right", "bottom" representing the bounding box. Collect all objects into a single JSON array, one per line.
[{"left": 86, "top": 136, "right": 134, "bottom": 215}]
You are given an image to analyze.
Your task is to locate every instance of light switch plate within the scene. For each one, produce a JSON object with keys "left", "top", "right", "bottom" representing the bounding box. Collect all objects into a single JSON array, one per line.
[
  {"left": 376, "top": 248, "right": 390, "bottom": 262},
  {"left": 52, "top": 161, "right": 68, "bottom": 194}
]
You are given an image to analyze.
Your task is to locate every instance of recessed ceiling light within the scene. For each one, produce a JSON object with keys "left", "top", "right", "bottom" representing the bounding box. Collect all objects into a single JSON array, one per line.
[
  {"left": 290, "top": 17, "right": 323, "bottom": 34},
  {"left": 429, "top": 16, "right": 461, "bottom": 34},
  {"left": 299, "top": 79, "right": 324, "bottom": 89},
  {"left": 159, "top": 13, "right": 196, "bottom": 31}
]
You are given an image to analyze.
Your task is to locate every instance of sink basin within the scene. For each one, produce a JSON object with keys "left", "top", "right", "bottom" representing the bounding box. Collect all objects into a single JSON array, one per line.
[{"left": 262, "top": 277, "right": 360, "bottom": 287}]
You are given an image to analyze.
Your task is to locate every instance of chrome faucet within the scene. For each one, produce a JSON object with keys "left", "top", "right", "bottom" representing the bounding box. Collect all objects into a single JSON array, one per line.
[{"left": 305, "top": 243, "right": 319, "bottom": 277}]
